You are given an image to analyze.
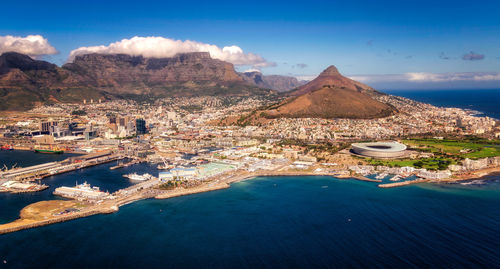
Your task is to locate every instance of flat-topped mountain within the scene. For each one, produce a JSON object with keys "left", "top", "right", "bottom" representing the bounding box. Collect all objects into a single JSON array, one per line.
[
  {"left": 239, "top": 71, "right": 306, "bottom": 92},
  {"left": 63, "top": 52, "right": 245, "bottom": 94},
  {"left": 0, "top": 52, "right": 273, "bottom": 110}
]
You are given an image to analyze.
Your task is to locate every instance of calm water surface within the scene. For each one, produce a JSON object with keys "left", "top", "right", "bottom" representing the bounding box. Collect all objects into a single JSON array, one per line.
[
  {"left": 383, "top": 89, "right": 500, "bottom": 119},
  {"left": 0, "top": 152, "right": 499, "bottom": 268}
]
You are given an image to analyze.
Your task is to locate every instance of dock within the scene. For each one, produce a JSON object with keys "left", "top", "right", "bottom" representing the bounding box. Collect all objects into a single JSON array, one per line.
[{"left": 0, "top": 151, "right": 121, "bottom": 184}]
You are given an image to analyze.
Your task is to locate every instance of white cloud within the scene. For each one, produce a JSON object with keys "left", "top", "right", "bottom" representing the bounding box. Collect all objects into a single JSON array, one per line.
[
  {"left": 349, "top": 72, "right": 500, "bottom": 83},
  {"left": 295, "top": 75, "right": 316, "bottom": 81},
  {"left": 0, "top": 35, "right": 58, "bottom": 57},
  {"left": 243, "top": 68, "right": 262, "bottom": 73},
  {"left": 68, "top": 36, "right": 273, "bottom": 68}
]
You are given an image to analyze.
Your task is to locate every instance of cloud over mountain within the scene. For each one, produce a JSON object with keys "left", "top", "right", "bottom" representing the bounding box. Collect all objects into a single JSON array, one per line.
[
  {"left": 462, "top": 51, "right": 485, "bottom": 61},
  {"left": 0, "top": 35, "right": 58, "bottom": 57},
  {"left": 68, "top": 36, "right": 274, "bottom": 68}
]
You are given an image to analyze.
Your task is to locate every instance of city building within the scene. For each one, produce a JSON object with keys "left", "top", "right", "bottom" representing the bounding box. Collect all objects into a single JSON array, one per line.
[{"left": 136, "top": 118, "right": 147, "bottom": 135}]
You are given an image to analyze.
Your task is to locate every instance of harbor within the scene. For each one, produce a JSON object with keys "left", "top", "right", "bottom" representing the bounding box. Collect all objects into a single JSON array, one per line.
[
  {"left": 0, "top": 143, "right": 499, "bottom": 235},
  {"left": 0, "top": 151, "right": 123, "bottom": 193}
]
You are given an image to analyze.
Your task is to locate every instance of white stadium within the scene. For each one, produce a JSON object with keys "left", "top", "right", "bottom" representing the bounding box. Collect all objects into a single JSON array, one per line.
[{"left": 351, "top": 141, "right": 407, "bottom": 158}]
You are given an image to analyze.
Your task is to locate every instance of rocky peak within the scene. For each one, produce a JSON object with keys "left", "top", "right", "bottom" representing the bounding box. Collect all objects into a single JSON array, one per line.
[
  {"left": 289, "top": 65, "right": 376, "bottom": 96},
  {"left": 319, "top": 65, "right": 340, "bottom": 76}
]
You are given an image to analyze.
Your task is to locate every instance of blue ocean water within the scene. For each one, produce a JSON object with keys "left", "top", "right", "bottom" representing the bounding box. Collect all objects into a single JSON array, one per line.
[
  {"left": 0, "top": 150, "right": 78, "bottom": 169},
  {"left": 382, "top": 89, "right": 500, "bottom": 119},
  {"left": 0, "top": 173, "right": 499, "bottom": 268}
]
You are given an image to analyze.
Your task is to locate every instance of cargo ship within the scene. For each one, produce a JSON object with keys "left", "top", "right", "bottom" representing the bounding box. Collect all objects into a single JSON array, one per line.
[{"left": 34, "top": 148, "right": 64, "bottom": 154}]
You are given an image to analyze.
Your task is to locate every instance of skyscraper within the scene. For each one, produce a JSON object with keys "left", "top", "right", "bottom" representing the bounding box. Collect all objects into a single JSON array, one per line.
[{"left": 136, "top": 118, "right": 146, "bottom": 135}]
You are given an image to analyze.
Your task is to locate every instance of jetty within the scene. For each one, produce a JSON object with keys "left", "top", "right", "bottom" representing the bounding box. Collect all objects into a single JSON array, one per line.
[{"left": 378, "top": 179, "right": 429, "bottom": 188}]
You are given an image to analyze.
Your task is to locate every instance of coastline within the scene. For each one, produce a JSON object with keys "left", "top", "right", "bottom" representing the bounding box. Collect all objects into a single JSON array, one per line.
[
  {"left": 1, "top": 168, "right": 499, "bottom": 235},
  {"left": 441, "top": 167, "right": 500, "bottom": 183}
]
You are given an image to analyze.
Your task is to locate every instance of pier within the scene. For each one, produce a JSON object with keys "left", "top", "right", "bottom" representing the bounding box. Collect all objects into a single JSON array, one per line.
[{"left": 0, "top": 151, "right": 122, "bottom": 184}]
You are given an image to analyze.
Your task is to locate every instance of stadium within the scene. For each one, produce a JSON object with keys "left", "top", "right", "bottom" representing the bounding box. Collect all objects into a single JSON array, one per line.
[{"left": 351, "top": 141, "right": 407, "bottom": 158}]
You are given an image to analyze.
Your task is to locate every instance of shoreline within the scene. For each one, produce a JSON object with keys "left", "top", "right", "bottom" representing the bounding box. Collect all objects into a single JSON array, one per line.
[
  {"left": 1, "top": 168, "right": 499, "bottom": 235},
  {"left": 439, "top": 167, "right": 500, "bottom": 183}
]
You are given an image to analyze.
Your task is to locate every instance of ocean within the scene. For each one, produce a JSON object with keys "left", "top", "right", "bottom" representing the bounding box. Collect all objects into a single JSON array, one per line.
[
  {"left": 1, "top": 90, "right": 499, "bottom": 268},
  {"left": 0, "top": 153, "right": 499, "bottom": 268},
  {"left": 382, "top": 89, "right": 500, "bottom": 119}
]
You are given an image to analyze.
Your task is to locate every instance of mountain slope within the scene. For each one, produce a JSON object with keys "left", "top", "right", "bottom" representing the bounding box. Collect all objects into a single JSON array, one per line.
[
  {"left": 232, "top": 65, "right": 396, "bottom": 124},
  {"left": 264, "top": 85, "right": 394, "bottom": 119},
  {"left": 264, "top": 65, "right": 395, "bottom": 119},
  {"left": 288, "top": 65, "right": 377, "bottom": 96}
]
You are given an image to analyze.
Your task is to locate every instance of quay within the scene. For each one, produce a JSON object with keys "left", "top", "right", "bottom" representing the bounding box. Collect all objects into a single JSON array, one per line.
[{"left": 0, "top": 151, "right": 123, "bottom": 185}]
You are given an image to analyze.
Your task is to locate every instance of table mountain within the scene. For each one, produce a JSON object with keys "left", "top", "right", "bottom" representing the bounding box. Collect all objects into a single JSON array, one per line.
[{"left": 0, "top": 52, "right": 274, "bottom": 110}]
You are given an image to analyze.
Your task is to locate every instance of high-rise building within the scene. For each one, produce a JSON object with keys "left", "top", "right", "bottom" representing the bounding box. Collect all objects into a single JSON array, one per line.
[
  {"left": 136, "top": 118, "right": 147, "bottom": 135},
  {"left": 40, "top": 121, "right": 58, "bottom": 133},
  {"left": 118, "top": 116, "right": 129, "bottom": 127}
]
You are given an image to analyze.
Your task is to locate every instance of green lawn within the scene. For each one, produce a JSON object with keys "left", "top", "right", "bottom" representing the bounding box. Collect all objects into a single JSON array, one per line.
[
  {"left": 403, "top": 138, "right": 500, "bottom": 159},
  {"left": 362, "top": 138, "right": 499, "bottom": 170},
  {"left": 367, "top": 157, "right": 456, "bottom": 170}
]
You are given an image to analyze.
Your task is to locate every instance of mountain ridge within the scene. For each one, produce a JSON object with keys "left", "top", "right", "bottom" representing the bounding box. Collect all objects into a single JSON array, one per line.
[
  {"left": 239, "top": 71, "right": 306, "bottom": 92},
  {"left": 0, "top": 52, "right": 274, "bottom": 110}
]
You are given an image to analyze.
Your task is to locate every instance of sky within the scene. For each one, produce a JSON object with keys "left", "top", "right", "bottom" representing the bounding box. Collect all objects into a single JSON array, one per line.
[{"left": 1, "top": 0, "right": 500, "bottom": 89}]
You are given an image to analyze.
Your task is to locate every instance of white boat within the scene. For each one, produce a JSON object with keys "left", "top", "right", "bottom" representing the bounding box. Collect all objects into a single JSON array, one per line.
[
  {"left": 375, "top": 172, "right": 388, "bottom": 180},
  {"left": 389, "top": 175, "right": 402, "bottom": 181},
  {"left": 123, "top": 173, "right": 152, "bottom": 181},
  {"left": 53, "top": 181, "right": 109, "bottom": 200}
]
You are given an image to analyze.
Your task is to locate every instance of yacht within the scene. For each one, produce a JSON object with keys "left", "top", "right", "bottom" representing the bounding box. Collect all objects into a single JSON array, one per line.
[{"left": 123, "top": 173, "right": 152, "bottom": 181}]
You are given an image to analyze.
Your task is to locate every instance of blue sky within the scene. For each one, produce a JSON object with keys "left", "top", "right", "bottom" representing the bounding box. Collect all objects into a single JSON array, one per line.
[{"left": 1, "top": 0, "right": 500, "bottom": 89}]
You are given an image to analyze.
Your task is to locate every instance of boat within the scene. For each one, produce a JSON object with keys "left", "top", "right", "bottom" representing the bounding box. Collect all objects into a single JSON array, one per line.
[
  {"left": 375, "top": 172, "right": 388, "bottom": 180},
  {"left": 123, "top": 173, "right": 152, "bottom": 181},
  {"left": 34, "top": 149, "right": 64, "bottom": 154},
  {"left": 389, "top": 175, "right": 402, "bottom": 181},
  {"left": 53, "top": 181, "right": 109, "bottom": 200},
  {"left": 157, "top": 164, "right": 174, "bottom": 170},
  {"left": 0, "top": 144, "right": 14, "bottom": 150}
]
